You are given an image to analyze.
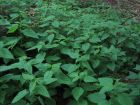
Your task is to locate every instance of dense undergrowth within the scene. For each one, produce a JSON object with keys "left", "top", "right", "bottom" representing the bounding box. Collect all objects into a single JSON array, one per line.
[{"left": 0, "top": 0, "right": 140, "bottom": 105}]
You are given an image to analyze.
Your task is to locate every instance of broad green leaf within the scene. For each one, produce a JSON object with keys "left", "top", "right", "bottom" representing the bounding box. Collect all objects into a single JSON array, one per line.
[
  {"left": 0, "top": 65, "right": 13, "bottom": 72},
  {"left": 101, "top": 34, "right": 109, "bottom": 40},
  {"left": 56, "top": 72, "right": 73, "bottom": 85},
  {"left": 22, "top": 73, "right": 34, "bottom": 81},
  {"left": 27, "top": 42, "right": 45, "bottom": 51},
  {"left": 90, "top": 35, "right": 101, "bottom": 43},
  {"left": 44, "top": 71, "right": 53, "bottom": 79},
  {"left": 0, "top": 74, "right": 14, "bottom": 82},
  {"left": 117, "top": 37, "right": 126, "bottom": 44},
  {"left": 87, "top": 92, "right": 106, "bottom": 103},
  {"left": 0, "top": 19, "right": 10, "bottom": 25},
  {"left": 99, "top": 77, "right": 113, "bottom": 86},
  {"left": 76, "top": 54, "right": 90, "bottom": 62},
  {"left": 44, "top": 71, "right": 57, "bottom": 84},
  {"left": 127, "top": 71, "right": 138, "bottom": 79},
  {"left": 30, "top": 52, "right": 46, "bottom": 64},
  {"left": 12, "top": 89, "right": 28, "bottom": 103},
  {"left": 92, "top": 59, "right": 100, "bottom": 68},
  {"left": 22, "top": 29, "right": 39, "bottom": 38},
  {"left": 52, "top": 21, "right": 60, "bottom": 28},
  {"left": 8, "top": 24, "right": 18, "bottom": 33},
  {"left": 12, "top": 100, "right": 27, "bottom": 105},
  {"left": 98, "top": 100, "right": 109, "bottom": 105},
  {"left": 45, "top": 15, "right": 55, "bottom": 21},
  {"left": 13, "top": 47, "right": 26, "bottom": 57},
  {"left": 99, "top": 77, "right": 114, "bottom": 93},
  {"left": 35, "top": 85, "right": 50, "bottom": 98},
  {"left": 61, "top": 48, "right": 79, "bottom": 59},
  {"left": 110, "top": 97, "right": 121, "bottom": 105},
  {"left": 61, "top": 64, "right": 78, "bottom": 73},
  {"left": 10, "top": 13, "right": 19, "bottom": 19},
  {"left": 78, "top": 99, "right": 88, "bottom": 105},
  {"left": 107, "top": 62, "right": 115, "bottom": 71},
  {"left": 81, "top": 43, "right": 90, "bottom": 52},
  {"left": 68, "top": 72, "right": 79, "bottom": 82},
  {"left": 4, "top": 37, "right": 21, "bottom": 46},
  {"left": 117, "top": 94, "right": 133, "bottom": 105},
  {"left": 84, "top": 76, "right": 97, "bottom": 83},
  {"left": 35, "top": 63, "right": 51, "bottom": 71},
  {"left": 47, "top": 34, "right": 54, "bottom": 43},
  {"left": 0, "top": 48, "right": 14, "bottom": 59},
  {"left": 45, "top": 44, "right": 58, "bottom": 49},
  {"left": 44, "top": 78, "right": 57, "bottom": 85},
  {"left": 72, "top": 87, "right": 84, "bottom": 101},
  {"left": 134, "top": 64, "right": 140, "bottom": 71}
]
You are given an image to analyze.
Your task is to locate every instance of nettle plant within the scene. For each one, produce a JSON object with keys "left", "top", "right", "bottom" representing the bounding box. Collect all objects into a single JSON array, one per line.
[{"left": 0, "top": 0, "right": 140, "bottom": 105}]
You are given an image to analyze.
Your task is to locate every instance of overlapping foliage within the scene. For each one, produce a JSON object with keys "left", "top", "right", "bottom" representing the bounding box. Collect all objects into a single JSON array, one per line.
[{"left": 0, "top": 0, "right": 140, "bottom": 105}]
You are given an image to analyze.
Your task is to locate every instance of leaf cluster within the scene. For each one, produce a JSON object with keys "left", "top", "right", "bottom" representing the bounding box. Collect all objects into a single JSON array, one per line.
[{"left": 0, "top": 0, "right": 140, "bottom": 105}]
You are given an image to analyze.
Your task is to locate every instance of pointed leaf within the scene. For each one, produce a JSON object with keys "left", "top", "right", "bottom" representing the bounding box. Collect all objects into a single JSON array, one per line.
[
  {"left": 22, "top": 29, "right": 39, "bottom": 38},
  {"left": 87, "top": 92, "right": 106, "bottom": 103},
  {"left": 72, "top": 87, "right": 84, "bottom": 101},
  {"left": 35, "top": 85, "right": 50, "bottom": 98},
  {"left": 61, "top": 64, "right": 78, "bottom": 73},
  {"left": 117, "top": 94, "right": 133, "bottom": 105},
  {"left": 12, "top": 89, "right": 28, "bottom": 103},
  {"left": 0, "top": 48, "right": 14, "bottom": 59}
]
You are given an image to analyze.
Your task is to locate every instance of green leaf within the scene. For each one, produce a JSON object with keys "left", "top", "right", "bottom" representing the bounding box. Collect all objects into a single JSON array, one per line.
[
  {"left": 98, "top": 100, "right": 109, "bottom": 105},
  {"left": 92, "top": 59, "right": 100, "bottom": 68},
  {"left": 84, "top": 76, "right": 97, "bottom": 83},
  {"left": 87, "top": 92, "right": 106, "bottom": 103},
  {"left": 22, "top": 73, "right": 34, "bottom": 81},
  {"left": 22, "top": 29, "right": 39, "bottom": 38},
  {"left": 44, "top": 78, "right": 57, "bottom": 85},
  {"left": 134, "top": 64, "right": 140, "bottom": 71},
  {"left": 117, "top": 94, "right": 133, "bottom": 105},
  {"left": 0, "top": 48, "right": 14, "bottom": 59},
  {"left": 52, "top": 21, "right": 60, "bottom": 28},
  {"left": 45, "top": 44, "right": 58, "bottom": 49},
  {"left": 76, "top": 54, "right": 90, "bottom": 62},
  {"left": 107, "top": 62, "right": 115, "bottom": 71},
  {"left": 13, "top": 47, "right": 26, "bottom": 57},
  {"left": 12, "top": 89, "right": 28, "bottom": 103},
  {"left": 90, "top": 35, "right": 101, "bottom": 43},
  {"left": 47, "top": 34, "right": 54, "bottom": 43},
  {"left": 11, "top": 100, "right": 27, "bottom": 105},
  {"left": 27, "top": 42, "right": 45, "bottom": 51},
  {"left": 99, "top": 77, "right": 113, "bottom": 85},
  {"left": 81, "top": 43, "right": 90, "bottom": 52},
  {"left": 8, "top": 24, "right": 18, "bottom": 33},
  {"left": 44, "top": 71, "right": 57, "bottom": 84},
  {"left": 0, "top": 19, "right": 10, "bottom": 25},
  {"left": 61, "top": 64, "right": 78, "bottom": 73},
  {"left": 44, "top": 71, "right": 53, "bottom": 79},
  {"left": 78, "top": 99, "right": 88, "bottom": 105},
  {"left": 35, "top": 85, "right": 50, "bottom": 98},
  {"left": 72, "top": 87, "right": 84, "bottom": 101},
  {"left": 29, "top": 81, "right": 37, "bottom": 94},
  {"left": 98, "top": 77, "right": 114, "bottom": 93},
  {"left": 56, "top": 72, "right": 73, "bottom": 85},
  {"left": 61, "top": 48, "right": 79, "bottom": 59},
  {"left": 0, "top": 65, "right": 13, "bottom": 72}
]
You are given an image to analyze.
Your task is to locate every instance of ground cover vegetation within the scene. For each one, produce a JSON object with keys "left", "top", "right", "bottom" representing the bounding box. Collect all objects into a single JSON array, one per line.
[{"left": 0, "top": 0, "right": 140, "bottom": 105}]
